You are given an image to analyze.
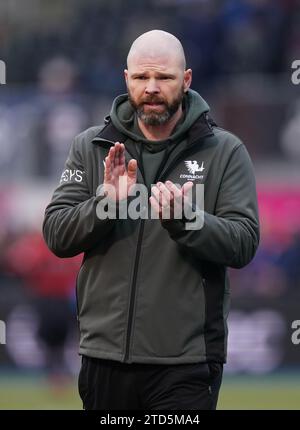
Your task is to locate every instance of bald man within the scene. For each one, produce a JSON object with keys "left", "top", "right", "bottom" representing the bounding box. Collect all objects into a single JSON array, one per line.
[{"left": 43, "top": 30, "right": 259, "bottom": 410}]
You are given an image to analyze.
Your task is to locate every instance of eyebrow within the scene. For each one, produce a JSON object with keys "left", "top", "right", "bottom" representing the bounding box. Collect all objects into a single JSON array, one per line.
[{"left": 130, "top": 72, "right": 176, "bottom": 79}]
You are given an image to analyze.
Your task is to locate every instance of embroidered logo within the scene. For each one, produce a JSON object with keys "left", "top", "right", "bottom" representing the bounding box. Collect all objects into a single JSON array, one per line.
[
  {"left": 180, "top": 161, "right": 205, "bottom": 181},
  {"left": 184, "top": 160, "right": 205, "bottom": 174}
]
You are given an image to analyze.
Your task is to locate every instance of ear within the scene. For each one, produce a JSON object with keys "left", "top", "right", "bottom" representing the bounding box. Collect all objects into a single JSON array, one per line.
[
  {"left": 183, "top": 69, "right": 192, "bottom": 93},
  {"left": 124, "top": 69, "right": 128, "bottom": 86}
]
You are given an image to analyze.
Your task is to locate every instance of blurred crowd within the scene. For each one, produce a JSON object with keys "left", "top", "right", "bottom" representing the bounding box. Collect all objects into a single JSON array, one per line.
[{"left": 1, "top": 0, "right": 299, "bottom": 90}]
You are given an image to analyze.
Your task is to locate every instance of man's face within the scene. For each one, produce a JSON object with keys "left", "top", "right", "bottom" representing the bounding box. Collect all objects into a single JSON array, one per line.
[{"left": 125, "top": 54, "right": 191, "bottom": 126}]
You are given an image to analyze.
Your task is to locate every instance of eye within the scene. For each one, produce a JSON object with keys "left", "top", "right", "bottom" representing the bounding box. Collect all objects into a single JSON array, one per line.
[{"left": 135, "top": 76, "right": 147, "bottom": 80}]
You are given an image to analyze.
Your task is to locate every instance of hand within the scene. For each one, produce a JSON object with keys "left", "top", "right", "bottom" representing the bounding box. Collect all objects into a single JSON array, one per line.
[
  {"left": 103, "top": 142, "right": 137, "bottom": 201},
  {"left": 149, "top": 180, "right": 194, "bottom": 220}
]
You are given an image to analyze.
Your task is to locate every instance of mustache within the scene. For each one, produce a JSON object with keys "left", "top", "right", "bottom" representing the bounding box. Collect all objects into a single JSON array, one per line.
[{"left": 141, "top": 97, "right": 165, "bottom": 104}]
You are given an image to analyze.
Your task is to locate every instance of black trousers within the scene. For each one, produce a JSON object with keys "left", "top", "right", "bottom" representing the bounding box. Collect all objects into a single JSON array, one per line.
[{"left": 78, "top": 356, "right": 223, "bottom": 410}]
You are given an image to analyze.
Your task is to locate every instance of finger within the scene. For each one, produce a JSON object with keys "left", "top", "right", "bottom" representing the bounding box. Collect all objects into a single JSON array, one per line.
[
  {"left": 157, "top": 182, "right": 173, "bottom": 208},
  {"left": 182, "top": 181, "right": 193, "bottom": 204},
  {"left": 119, "top": 144, "right": 126, "bottom": 175},
  {"left": 104, "top": 156, "right": 112, "bottom": 182},
  {"left": 149, "top": 196, "right": 160, "bottom": 216},
  {"left": 151, "top": 185, "right": 161, "bottom": 204},
  {"left": 182, "top": 181, "right": 194, "bottom": 196},
  {"left": 109, "top": 148, "right": 116, "bottom": 176},
  {"left": 108, "top": 146, "right": 116, "bottom": 170},
  {"left": 165, "top": 181, "right": 184, "bottom": 218},
  {"left": 165, "top": 180, "right": 181, "bottom": 200},
  {"left": 112, "top": 142, "right": 125, "bottom": 176},
  {"left": 114, "top": 142, "right": 121, "bottom": 167},
  {"left": 118, "top": 143, "right": 125, "bottom": 155},
  {"left": 127, "top": 159, "right": 137, "bottom": 180},
  {"left": 181, "top": 182, "right": 195, "bottom": 220},
  {"left": 155, "top": 183, "right": 174, "bottom": 220}
]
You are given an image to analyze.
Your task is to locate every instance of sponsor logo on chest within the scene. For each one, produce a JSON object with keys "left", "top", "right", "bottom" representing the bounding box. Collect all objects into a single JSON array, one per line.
[{"left": 179, "top": 160, "right": 205, "bottom": 181}]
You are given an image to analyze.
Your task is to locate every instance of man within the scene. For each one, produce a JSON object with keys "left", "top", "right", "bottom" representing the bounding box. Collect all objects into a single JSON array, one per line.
[{"left": 43, "top": 30, "right": 260, "bottom": 410}]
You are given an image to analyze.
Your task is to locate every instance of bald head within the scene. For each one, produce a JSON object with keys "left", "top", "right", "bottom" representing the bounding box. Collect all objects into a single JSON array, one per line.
[
  {"left": 127, "top": 30, "right": 186, "bottom": 71},
  {"left": 124, "top": 30, "right": 192, "bottom": 129}
]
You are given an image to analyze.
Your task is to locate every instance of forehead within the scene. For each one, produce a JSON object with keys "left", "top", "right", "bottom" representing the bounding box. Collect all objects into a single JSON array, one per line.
[{"left": 128, "top": 52, "right": 182, "bottom": 74}]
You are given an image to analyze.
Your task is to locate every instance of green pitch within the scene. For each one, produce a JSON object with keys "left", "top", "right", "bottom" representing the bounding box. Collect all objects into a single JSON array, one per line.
[
  {"left": 0, "top": 373, "right": 299, "bottom": 410},
  {"left": 219, "top": 374, "right": 300, "bottom": 409}
]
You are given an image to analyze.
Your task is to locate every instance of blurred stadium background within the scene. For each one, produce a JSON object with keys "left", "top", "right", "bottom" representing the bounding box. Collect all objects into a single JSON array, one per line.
[{"left": 0, "top": 0, "right": 300, "bottom": 409}]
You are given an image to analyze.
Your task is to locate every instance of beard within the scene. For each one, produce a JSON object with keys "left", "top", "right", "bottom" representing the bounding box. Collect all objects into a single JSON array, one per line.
[{"left": 128, "top": 86, "right": 185, "bottom": 126}]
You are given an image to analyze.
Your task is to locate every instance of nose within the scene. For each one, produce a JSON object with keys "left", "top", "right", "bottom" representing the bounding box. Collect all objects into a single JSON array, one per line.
[{"left": 145, "top": 78, "right": 160, "bottom": 94}]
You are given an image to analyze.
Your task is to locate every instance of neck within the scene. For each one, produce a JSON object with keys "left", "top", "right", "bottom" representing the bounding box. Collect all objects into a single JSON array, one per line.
[{"left": 137, "top": 106, "right": 183, "bottom": 141}]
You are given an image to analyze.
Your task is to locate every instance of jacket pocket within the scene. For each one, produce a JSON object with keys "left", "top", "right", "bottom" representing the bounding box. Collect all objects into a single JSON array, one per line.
[{"left": 207, "top": 362, "right": 223, "bottom": 382}]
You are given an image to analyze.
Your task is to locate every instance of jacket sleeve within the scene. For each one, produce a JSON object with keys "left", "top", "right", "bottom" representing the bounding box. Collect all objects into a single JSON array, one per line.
[
  {"left": 162, "top": 144, "right": 260, "bottom": 268},
  {"left": 43, "top": 136, "right": 114, "bottom": 258}
]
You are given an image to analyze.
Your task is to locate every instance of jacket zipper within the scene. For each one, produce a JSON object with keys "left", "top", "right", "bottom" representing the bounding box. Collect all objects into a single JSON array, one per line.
[
  {"left": 124, "top": 219, "right": 145, "bottom": 362},
  {"left": 123, "top": 142, "right": 208, "bottom": 362}
]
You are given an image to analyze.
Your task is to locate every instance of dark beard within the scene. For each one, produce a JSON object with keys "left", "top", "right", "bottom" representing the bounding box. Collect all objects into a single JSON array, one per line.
[{"left": 128, "top": 87, "right": 184, "bottom": 126}]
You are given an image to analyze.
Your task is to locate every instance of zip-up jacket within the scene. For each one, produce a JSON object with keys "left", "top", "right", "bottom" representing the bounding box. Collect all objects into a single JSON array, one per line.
[{"left": 43, "top": 91, "right": 260, "bottom": 364}]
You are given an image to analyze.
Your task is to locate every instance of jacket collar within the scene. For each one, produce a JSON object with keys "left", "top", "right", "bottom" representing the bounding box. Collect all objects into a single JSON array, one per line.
[
  {"left": 187, "top": 113, "right": 214, "bottom": 146},
  {"left": 91, "top": 113, "right": 215, "bottom": 148}
]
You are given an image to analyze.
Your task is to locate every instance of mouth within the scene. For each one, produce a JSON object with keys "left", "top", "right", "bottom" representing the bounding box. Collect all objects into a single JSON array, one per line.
[{"left": 143, "top": 102, "right": 165, "bottom": 109}]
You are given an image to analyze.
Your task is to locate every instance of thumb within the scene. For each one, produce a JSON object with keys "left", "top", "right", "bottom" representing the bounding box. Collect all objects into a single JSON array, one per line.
[{"left": 127, "top": 159, "right": 137, "bottom": 179}]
